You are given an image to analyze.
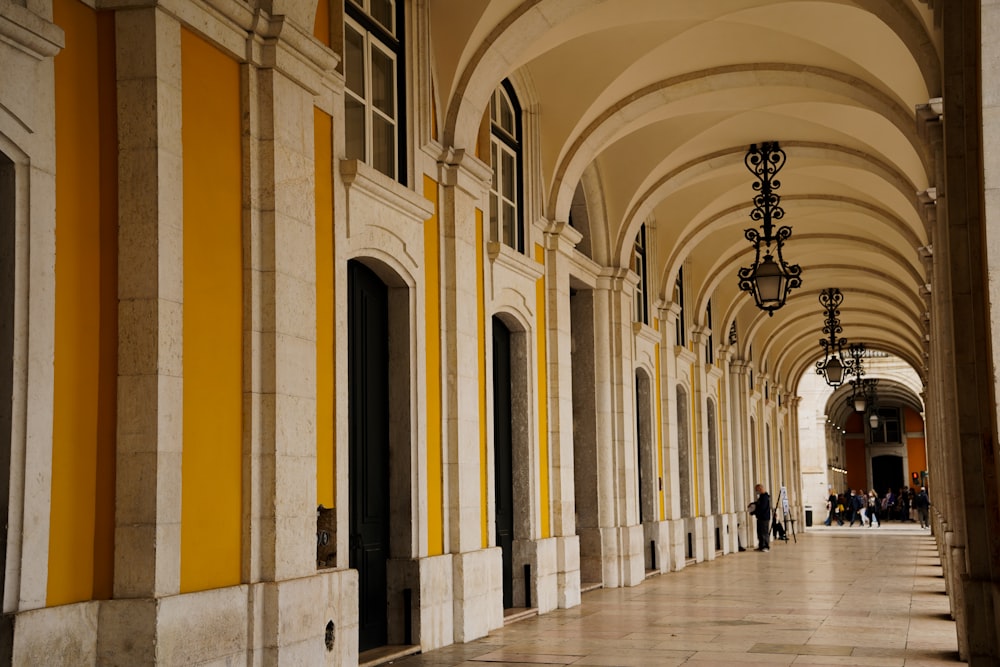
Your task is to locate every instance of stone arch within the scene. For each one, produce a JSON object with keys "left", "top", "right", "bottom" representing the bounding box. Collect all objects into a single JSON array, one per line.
[{"left": 550, "top": 64, "right": 928, "bottom": 230}]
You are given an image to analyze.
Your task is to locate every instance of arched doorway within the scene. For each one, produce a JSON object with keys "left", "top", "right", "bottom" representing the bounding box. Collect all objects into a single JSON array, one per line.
[
  {"left": 348, "top": 260, "right": 391, "bottom": 652},
  {"left": 492, "top": 317, "right": 515, "bottom": 609},
  {"left": 676, "top": 386, "right": 691, "bottom": 517},
  {"left": 636, "top": 370, "right": 655, "bottom": 527},
  {"left": 570, "top": 288, "right": 601, "bottom": 587},
  {"left": 707, "top": 398, "right": 719, "bottom": 515},
  {"left": 636, "top": 370, "right": 657, "bottom": 570}
]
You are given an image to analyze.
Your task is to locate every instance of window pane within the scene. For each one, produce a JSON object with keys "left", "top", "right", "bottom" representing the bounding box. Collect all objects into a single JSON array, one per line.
[
  {"left": 345, "top": 26, "right": 365, "bottom": 96},
  {"left": 499, "top": 94, "right": 514, "bottom": 134},
  {"left": 370, "top": 45, "right": 395, "bottom": 116},
  {"left": 370, "top": 0, "right": 394, "bottom": 34},
  {"left": 489, "top": 193, "right": 499, "bottom": 242},
  {"left": 346, "top": 96, "right": 366, "bottom": 161},
  {"left": 372, "top": 114, "right": 395, "bottom": 178},
  {"left": 490, "top": 91, "right": 498, "bottom": 124},
  {"left": 490, "top": 143, "right": 498, "bottom": 191},
  {"left": 503, "top": 202, "right": 516, "bottom": 247},
  {"left": 501, "top": 151, "right": 515, "bottom": 200}
]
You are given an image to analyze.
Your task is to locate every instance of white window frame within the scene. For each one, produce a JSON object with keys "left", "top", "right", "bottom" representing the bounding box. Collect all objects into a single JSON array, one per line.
[
  {"left": 489, "top": 84, "right": 523, "bottom": 252},
  {"left": 345, "top": 12, "right": 400, "bottom": 181}
]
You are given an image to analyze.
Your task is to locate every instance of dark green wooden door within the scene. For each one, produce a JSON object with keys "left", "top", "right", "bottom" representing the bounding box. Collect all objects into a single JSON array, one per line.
[
  {"left": 492, "top": 318, "right": 514, "bottom": 609},
  {"left": 348, "top": 261, "right": 390, "bottom": 652}
]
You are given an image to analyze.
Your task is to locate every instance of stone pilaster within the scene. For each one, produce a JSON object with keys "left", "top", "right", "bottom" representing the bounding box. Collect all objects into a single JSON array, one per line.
[
  {"left": 540, "top": 219, "right": 582, "bottom": 609},
  {"left": 728, "top": 360, "right": 750, "bottom": 542},
  {"left": 939, "top": 2, "right": 1000, "bottom": 661},
  {"left": 593, "top": 269, "right": 644, "bottom": 587},
  {"left": 437, "top": 148, "right": 504, "bottom": 641},
  {"left": 112, "top": 2, "right": 184, "bottom": 605}
]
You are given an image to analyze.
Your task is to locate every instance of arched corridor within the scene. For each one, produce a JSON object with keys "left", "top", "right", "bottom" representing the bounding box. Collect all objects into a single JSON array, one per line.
[{"left": 2, "top": 1, "right": 999, "bottom": 665}]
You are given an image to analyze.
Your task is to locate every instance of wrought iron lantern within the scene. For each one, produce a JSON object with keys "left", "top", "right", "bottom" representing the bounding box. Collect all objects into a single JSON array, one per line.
[
  {"left": 845, "top": 342, "right": 878, "bottom": 413},
  {"left": 737, "top": 142, "right": 802, "bottom": 315},
  {"left": 815, "top": 288, "right": 848, "bottom": 387}
]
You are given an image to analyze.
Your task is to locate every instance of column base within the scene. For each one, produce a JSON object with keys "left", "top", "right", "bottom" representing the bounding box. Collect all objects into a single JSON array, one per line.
[
  {"left": 452, "top": 547, "right": 503, "bottom": 643},
  {"left": 12, "top": 569, "right": 359, "bottom": 666}
]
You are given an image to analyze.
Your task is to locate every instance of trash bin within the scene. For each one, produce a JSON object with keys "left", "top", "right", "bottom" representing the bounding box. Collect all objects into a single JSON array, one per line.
[{"left": 805, "top": 506, "right": 813, "bottom": 527}]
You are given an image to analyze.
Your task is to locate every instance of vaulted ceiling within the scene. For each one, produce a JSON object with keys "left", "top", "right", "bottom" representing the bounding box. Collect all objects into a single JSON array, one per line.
[{"left": 430, "top": 0, "right": 940, "bottom": 391}]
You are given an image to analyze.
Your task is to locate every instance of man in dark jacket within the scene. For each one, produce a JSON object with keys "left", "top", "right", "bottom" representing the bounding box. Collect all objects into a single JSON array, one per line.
[
  {"left": 749, "top": 484, "right": 771, "bottom": 551},
  {"left": 914, "top": 486, "right": 931, "bottom": 528}
]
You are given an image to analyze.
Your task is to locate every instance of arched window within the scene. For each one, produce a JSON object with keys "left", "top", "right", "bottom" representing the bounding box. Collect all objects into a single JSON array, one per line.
[
  {"left": 633, "top": 223, "right": 648, "bottom": 325},
  {"left": 674, "top": 268, "right": 686, "bottom": 347},
  {"left": 490, "top": 80, "right": 524, "bottom": 252},
  {"left": 705, "top": 299, "right": 713, "bottom": 365},
  {"left": 344, "top": 0, "right": 405, "bottom": 182}
]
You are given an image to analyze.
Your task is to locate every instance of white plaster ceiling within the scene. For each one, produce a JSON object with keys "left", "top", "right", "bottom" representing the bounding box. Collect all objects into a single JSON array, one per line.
[{"left": 430, "top": 0, "right": 939, "bottom": 390}]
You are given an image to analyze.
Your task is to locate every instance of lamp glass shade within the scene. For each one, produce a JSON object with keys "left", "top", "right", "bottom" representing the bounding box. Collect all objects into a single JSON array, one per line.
[
  {"left": 754, "top": 255, "right": 785, "bottom": 306},
  {"left": 869, "top": 412, "right": 879, "bottom": 429},
  {"left": 824, "top": 356, "right": 844, "bottom": 385},
  {"left": 853, "top": 395, "right": 867, "bottom": 412}
]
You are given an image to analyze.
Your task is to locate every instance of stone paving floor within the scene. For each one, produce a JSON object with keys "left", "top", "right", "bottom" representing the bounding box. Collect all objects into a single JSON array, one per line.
[{"left": 390, "top": 524, "right": 963, "bottom": 666}]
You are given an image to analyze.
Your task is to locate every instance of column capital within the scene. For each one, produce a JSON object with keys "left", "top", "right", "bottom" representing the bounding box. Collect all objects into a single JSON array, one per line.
[{"left": 437, "top": 146, "right": 492, "bottom": 197}]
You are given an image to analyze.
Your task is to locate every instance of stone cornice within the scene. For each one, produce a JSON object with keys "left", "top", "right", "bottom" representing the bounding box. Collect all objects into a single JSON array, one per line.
[
  {"left": 489, "top": 242, "right": 544, "bottom": 282},
  {"left": 341, "top": 159, "right": 435, "bottom": 221},
  {"left": 437, "top": 147, "right": 491, "bottom": 197},
  {"left": 0, "top": 2, "right": 64, "bottom": 60}
]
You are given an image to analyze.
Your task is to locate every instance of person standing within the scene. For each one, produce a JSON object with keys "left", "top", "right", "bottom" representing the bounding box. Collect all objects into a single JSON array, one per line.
[
  {"left": 849, "top": 489, "right": 868, "bottom": 526},
  {"left": 749, "top": 484, "right": 771, "bottom": 551},
  {"left": 824, "top": 489, "right": 841, "bottom": 526},
  {"left": 867, "top": 489, "right": 880, "bottom": 527},
  {"left": 914, "top": 486, "right": 931, "bottom": 528}
]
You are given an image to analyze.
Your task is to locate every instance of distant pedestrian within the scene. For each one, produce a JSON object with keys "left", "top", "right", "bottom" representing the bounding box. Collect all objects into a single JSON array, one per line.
[
  {"left": 749, "top": 483, "right": 771, "bottom": 551},
  {"left": 867, "top": 490, "right": 880, "bottom": 527},
  {"left": 914, "top": 486, "right": 931, "bottom": 528},
  {"left": 849, "top": 489, "right": 867, "bottom": 527},
  {"left": 824, "top": 490, "right": 841, "bottom": 526}
]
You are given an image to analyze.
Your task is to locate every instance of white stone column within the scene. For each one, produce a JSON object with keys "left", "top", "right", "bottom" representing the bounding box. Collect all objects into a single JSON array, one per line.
[
  {"left": 244, "top": 25, "right": 346, "bottom": 665},
  {"left": 437, "top": 148, "right": 503, "bottom": 642},
  {"left": 715, "top": 347, "right": 738, "bottom": 554},
  {"left": 111, "top": 0, "right": 184, "bottom": 606},
  {"left": 658, "top": 302, "right": 688, "bottom": 569},
  {"left": 594, "top": 269, "right": 644, "bottom": 587},
  {"left": 97, "top": 8, "right": 185, "bottom": 662},
  {"left": 728, "top": 361, "right": 751, "bottom": 549},
  {"left": 688, "top": 327, "right": 711, "bottom": 561},
  {"left": 541, "top": 220, "right": 581, "bottom": 609}
]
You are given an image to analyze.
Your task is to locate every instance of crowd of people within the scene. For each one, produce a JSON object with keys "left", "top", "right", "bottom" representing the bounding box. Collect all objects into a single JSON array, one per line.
[
  {"left": 822, "top": 486, "right": 931, "bottom": 528},
  {"left": 743, "top": 483, "right": 931, "bottom": 554}
]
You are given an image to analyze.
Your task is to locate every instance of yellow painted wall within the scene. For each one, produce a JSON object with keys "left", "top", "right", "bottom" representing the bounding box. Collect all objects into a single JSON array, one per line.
[
  {"left": 313, "top": 0, "right": 331, "bottom": 46},
  {"left": 49, "top": 0, "right": 117, "bottom": 605},
  {"left": 535, "top": 244, "right": 550, "bottom": 538},
  {"left": 315, "top": 108, "right": 335, "bottom": 508},
  {"left": 180, "top": 28, "right": 243, "bottom": 592},
  {"left": 477, "top": 210, "right": 489, "bottom": 548},
  {"left": 424, "top": 176, "right": 443, "bottom": 555}
]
